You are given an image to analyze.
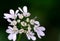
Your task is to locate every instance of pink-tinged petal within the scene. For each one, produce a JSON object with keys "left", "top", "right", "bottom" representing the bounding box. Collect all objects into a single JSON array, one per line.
[
  {"left": 8, "top": 34, "right": 13, "bottom": 40},
  {"left": 39, "top": 26, "right": 45, "bottom": 31},
  {"left": 4, "top": 14, "right": 12, "bottom": 19},
  {"left": 23, "top": 6, "right": 27, "bottom": 13},
  {"left": 38, "top": 30, "right": 45, "bottom": 36},
  {"left": 12, "top": 34, "right": 17, "bottom": 41},
  {"left": 30, "top": 36, "right": 36, "bottom": 41},
  {"left": 10, "top": 9, "right": 14, "bottom": 15}
]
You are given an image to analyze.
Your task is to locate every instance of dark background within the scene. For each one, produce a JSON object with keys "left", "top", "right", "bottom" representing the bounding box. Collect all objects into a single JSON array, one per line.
[{"left": 0, "top": 0, "right": 60, "bottom": 41}]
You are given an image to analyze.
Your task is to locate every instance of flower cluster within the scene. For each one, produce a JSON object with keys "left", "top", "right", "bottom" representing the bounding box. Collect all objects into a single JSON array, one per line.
[{"left": 4, "top": 6, "right": 45, "bottom": 41}]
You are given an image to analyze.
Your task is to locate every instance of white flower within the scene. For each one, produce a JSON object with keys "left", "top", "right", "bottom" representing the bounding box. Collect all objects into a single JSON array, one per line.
[
  {"left": 17, "top": 19, "right": 20, "bottom": 23},
  {"left": 34, "top": 25, "right": 45, "bottom": 38},
  {"left": 18, "top": 29, "right": 24, "bottom": 34},
  {"left": 34, "top": 21, "right": 40, "bottom": 26},
  {"left": 4, "top": 9, "right": 19, "bottom": 19},
  {"left": 26, "top": 18, "right": 30, "bottom": 22},
  {"left": 26, "top": 31, "right": 36, "bottom": 41},
  {"left": 4, "top": 6, "right": 45, "bottom": 41},
  {"left": 28, "top": 24, "right": 31, "bottom": 32},
  {"left": 7, "top": 19, "right": 17, "bottom": 26},
  {"left": 26, "top": 24, "right": 36, "bottom": 41},
  {"left": 30, "top": 19, "right": 35, "bottom": 25},
  {"left": 6, "top": 26, "right": 18, "bottom": 41},
  {"left": 18, "top": 6, "right": 30, "bottom": 17},
  {"left": 21, "top": 21, "right": 27, "bottom": 27},
  {"left": 17, "top": 13, "right": 24, "bottom": 19},
  {"left": 30, "top": 19, "right": 40, "bottom": 26},
  {"left": 10, "top": 20, "right": 17, "bottom": 26}
]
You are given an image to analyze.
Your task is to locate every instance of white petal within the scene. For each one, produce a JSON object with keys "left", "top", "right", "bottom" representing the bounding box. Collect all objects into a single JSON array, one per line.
[
  {"left": 10, "top": 9, "right": 14, "bottom": 15},
  {"left": 8, "top": 34, "right": 13, "bottom": 40},
  {"left": 12, "top": 34, "right": 16, "bottom": 41},
  {"left": 37, "top": 33, "right": 41, "bottom": 39},
  {"left": 26, "top": 31, "right": 36, "bottom": 40},
  {"left": 34, "top": 26, "right": 38, "bottom": 33},
  {"left": 26, "top": 34, "right": 30, "bottom": 40},
  {"left": 30, "top": 36, "right": 36, "bottom": 41},
  {"left": 6, "top": 26, "right": 13, "bottom": 33},
  {"left": 6, "top": 29, "right": 12, "bottom": 33},
  {"left": 4, "top": 14, "right": 12, "bottom": 19},
  {"left": 38, "top": 30, "right": 45, "bottom": 36},
  {"left": 30, "top": 31, "right": 35, "bottom": 35},
  {"left": 8, "top": 26, "right": 13, "bottom": 30},
  {"left": 13, "top": 14, "right": 17, "bottom": 19},
  {"left": 23, "top": 6, "right": 27, "bottom": 13},
  {"left": 15, "top": 10, "right": 19, "bottom": 14},
  {"left": 34, "top": 26, "right": 45, "bottom": 37},
  {"left": 18, "top": 7, "right": 23, "bottom": 12},
  {"left": 28, "top": 31, "right": 36, "bottom": 40},
  {"left": 39, "top": 26, "right": 45, "bottom": 31},
  {"left": 7, "top": 19, "right": 12, "bottom": 22}
]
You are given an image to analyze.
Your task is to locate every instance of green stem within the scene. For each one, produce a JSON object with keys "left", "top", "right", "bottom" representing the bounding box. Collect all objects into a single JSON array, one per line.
[{"left": 17, "top": 34, "right": 21, "bottom": 41}]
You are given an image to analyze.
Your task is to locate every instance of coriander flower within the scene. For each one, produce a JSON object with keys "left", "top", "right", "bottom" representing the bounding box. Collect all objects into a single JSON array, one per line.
[
  {"left": 17, "top": 19, "right": 20, "bottom": 23},
  {"left": 26, "top": 18, "right": 30, "bottom": 22},
  {"left": 17, "top": 13, "right": 24, "bottom": 19},
  {"left": 21, "top": 21, "right": 27, "bottom": 27},
  {"left": 4, "top": 6, "right": 45, "bottom": 41},
  {"left": 26, "top": 31, "right": 36, "bottom": 41},
  {"left": 7, "top": 19, "right": 17, "bottom": 26},
  {"left": 27, "top": 24, "right": 31, "bottom": 32},
  {"left": 26, "top": 24, "right": 36, "bottom": 41},
  {"left": 34, "top": 25, "right": 45, "bottom": 38},
  {"left": 6, "top": 26, "right": 18, "bottom": 41},
  {"left": 30, "top": 19, "right": 35, "bottom": 25},
  {"left": 18, "top": 6, "right": 30, "bottom": 17},
  {"left": 18, "top": 29, "right": 24, "bottom": 34},
  {"left": 4, "top": 9, "right": 19, "bottom": 19},
  {"left": 34, "top": 21, "right": 40, "bottom": 26}
]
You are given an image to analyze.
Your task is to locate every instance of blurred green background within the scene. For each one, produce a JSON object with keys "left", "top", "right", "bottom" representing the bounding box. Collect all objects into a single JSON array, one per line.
[{"left": 0, "top": 0, "right": 60, "bottom": 41}]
